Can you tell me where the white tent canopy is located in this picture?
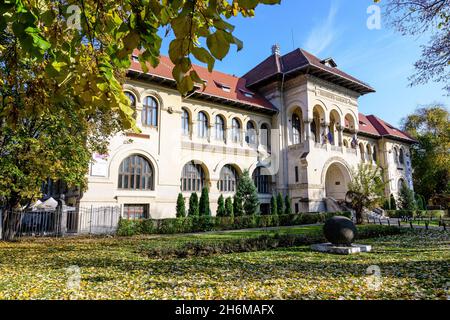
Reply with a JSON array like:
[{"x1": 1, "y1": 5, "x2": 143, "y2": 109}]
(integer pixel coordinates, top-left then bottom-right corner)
[{"x1": 36, "y1": 197, "x2": 58, "y2": 210}]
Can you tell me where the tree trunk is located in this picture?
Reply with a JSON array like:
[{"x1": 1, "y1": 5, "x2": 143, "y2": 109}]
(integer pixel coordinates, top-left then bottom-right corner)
[
  {"x1": 1, "y1": 195, "x2": 22, "y2": 241},
  {"x1": 355, "y1": 206, "x2": 364, "y2": 225}
]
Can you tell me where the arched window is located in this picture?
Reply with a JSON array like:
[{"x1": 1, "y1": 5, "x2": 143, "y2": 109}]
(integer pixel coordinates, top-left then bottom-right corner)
[
  {"x1": 246, "y1": 121, "x2": 256, "y2": 145},
  {"x1": 252, "y1": 167, "x2": 271, "y2": 194},
  {"x1": 394, "y1": 148, "x2": 399, "y2": 164},
  {"x1": 367, "y1": 145, "x2": 373, "y2": 162},
  {"x1": 343, "y1": 140, "x2": 349, "y2": 148},
  {"x1": 359, "y1": 143, "x2": 365, "y2": 162},
  {"x1": 142, "y1": 96, "x2": 158, "y2": 127},
  {"x1": 310, "y1": 119, "x2": 318, "y2": 143},
  {"x1": 398, "y1": 178, "x2": 406, "y2": 191},
  {"x1": 260, "y1": 123, "x2": 271, "y2": 151},
  {"x1": 118, "y1": 155, "x2": 154, "y2": 190},
  {"x1": 181, "y1": 108, "x2": 190, "y2": 136},
  {"x1": 329, "y1": 111, "x2": 340, "y2": 146},
  {"x1": 198, "y1": 112, "x2": 209, "y2": 139},
  {"x1": 215, "y1": 115, "x2": 225, "y2": 142},
  {"x1": 218, "y1": 165, "x2": 239, "y2": 192},
  {"x1": 345, "y1": 114, "x2": 355, "y2": 130},
  {"x1": 181, "y1": 162, "x2": 206, "y2": 192},
  {"x1": 312, "y1": 108, "x2": 322, "y2": 143},
  {"x1": 292, "y1": 113, "x2": 301, "y2": 144},
  {"x1": 373, "y1": 146, "x2": 378, "y2": 162},
  {"x1": 125, "y1": 92, "x2": 137, "y2": 118},
  {"x1": 232, "y1": 118, "x2": 241, "y2": 143},
  {"x1": 125, "y1": 92, "x2": 136, "y2": 107},
  {"x1": 399, "y1": 148, "x2": 405, "y2": 165}
]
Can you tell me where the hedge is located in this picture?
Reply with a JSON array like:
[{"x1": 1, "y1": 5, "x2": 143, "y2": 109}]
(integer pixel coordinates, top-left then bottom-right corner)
[
  {"x1": 143, "y1": 225, "x2": 405, "y2": 259},
  {"x1": 117, "y1": 211, "x2": 352, "y2": 237},
  {"x1": 384, "y1": 210, "x2": 446, "y2": 219}
]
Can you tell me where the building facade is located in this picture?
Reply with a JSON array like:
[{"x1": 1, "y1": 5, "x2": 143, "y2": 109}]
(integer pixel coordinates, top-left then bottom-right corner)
[{"x1": 76, "y1": 47, "x2": 416, "y2": 218}]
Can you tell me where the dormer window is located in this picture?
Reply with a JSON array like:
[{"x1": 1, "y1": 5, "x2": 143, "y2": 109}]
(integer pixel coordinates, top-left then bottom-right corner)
[
  {"x1": 359, "y1": 121, "x2": 367, "y2": 127},
  {"x1": 239, "y1": 89, "x2": 254, "y2": 98},
  {"x1": 320, "y1": 58, "x2": 337, "y2": 68},
  {"x1": 131, "y1": 55, "x2": 139, "y2": 62},
  {"x1": 214, "y1": 81, "x2": 231, "y2": 92}
]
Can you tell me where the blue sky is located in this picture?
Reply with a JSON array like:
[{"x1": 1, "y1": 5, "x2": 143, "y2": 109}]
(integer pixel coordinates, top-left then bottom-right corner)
[{"x1": 160, "y1": 0, "x2": 449, "y2": 127}]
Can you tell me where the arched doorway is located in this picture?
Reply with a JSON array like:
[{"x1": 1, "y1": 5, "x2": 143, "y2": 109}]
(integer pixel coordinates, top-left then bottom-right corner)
[{"x1": 325, "y1": 162, "x2": 351, "y2": 200}]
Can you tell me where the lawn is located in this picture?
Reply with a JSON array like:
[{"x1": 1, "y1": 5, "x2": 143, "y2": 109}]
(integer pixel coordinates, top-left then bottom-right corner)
[{"x1": 0, "y1": 226, "x2": 448, "y2": 300}]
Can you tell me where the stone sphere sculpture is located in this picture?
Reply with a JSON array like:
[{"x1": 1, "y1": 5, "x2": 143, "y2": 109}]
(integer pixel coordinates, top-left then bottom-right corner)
[{"x1": 323, "y1": 216, "x2": 357, "y2": 246}]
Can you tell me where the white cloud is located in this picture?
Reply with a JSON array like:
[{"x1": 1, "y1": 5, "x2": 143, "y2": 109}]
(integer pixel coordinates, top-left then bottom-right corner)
[{"x1": 303, "y1": 2, "x2": 340, "y2": 55}]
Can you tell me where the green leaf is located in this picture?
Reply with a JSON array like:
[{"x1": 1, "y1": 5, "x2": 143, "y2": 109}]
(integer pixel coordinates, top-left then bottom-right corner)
[{"x1": 206, "y1": 30, "x2": 230, "y2": 60}]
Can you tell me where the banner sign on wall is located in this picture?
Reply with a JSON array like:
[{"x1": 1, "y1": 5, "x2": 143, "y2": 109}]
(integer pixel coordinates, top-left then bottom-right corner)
[{"x1": 90, "y1": 153, "x2": 109, "y2": 177}]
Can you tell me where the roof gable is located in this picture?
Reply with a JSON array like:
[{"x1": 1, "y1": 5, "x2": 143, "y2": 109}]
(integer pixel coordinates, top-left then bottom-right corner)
[{"x1": 243, "y1": 48, "x2": 375, "y2": 94}]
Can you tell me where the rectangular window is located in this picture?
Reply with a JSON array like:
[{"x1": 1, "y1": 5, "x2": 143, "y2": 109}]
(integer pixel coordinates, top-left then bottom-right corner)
[
  {"x1": 295, "y1": 166, "x2": 299, "y2": 183},
  {"x1": 295, "y1": 203, "x2": 299, "y2": 214},
  {"x1": 123, "y1": 204, "x2": 149, "y2": 220}
]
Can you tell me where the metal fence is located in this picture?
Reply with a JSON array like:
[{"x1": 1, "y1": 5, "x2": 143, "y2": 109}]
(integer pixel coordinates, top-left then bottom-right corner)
[{"x1": 0, "y1": 206, "x2": 121, "y2": 240}]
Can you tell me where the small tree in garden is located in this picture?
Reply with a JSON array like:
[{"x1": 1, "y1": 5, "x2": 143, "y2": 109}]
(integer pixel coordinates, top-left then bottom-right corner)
[
  {"x1": 199, "y1": 187, "x2": 211, "y2": 216},
  {"x1": 233, "y1": 194, "x2": 244, "y2": 217},
  {"x1": 383, "y1": 197, "x2": 391, "y2": 210},
  {"x1": 188, "y1": 193, "x2": 199, "y2": 217},
  {"x1": 176, "y1": 193, "x2": 186, "y2": 218},
  {"x1": 346, "y1": 164, "x2": 386, "y2": 224},
  {"x1": 390, "y1": 194, "x2": 397, "y2": 210},
  {"x1": 225, "y1": 197, "x2": 234, "y2": 217},
  {"x1": 277, "y1": 193, "x2": 284, "y2": 215},
  {"x1": 270, "y1": 195, "x2": 278, "y2": 215},
  {"x1": 415, "y1": 194, "x2": 425, "y2": 210},
  {"x1": 398, "y1": 182, "x2": 417, "y2": 210},
  {"x1": 235, "y1": 170, "x2": 260, "y2": 215},
  {"x1": 419, "y1": 194, "x2": 427, "y2": 210},
  {"x1": 217, "y1": 195, "x2": 226, "y2": 217},
  {"x1": 284, "y1": 195, "x2": 292, "y2": 215}
]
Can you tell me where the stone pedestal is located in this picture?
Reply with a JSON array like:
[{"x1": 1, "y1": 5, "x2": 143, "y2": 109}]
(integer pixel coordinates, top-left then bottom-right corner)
[{"x1": 311, "y1": 243, "x2": 372, "y2": 255}]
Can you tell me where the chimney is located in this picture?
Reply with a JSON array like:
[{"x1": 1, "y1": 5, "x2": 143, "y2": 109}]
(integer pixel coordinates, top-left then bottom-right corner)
[{"x1": 271, "y1": 44, "x2": 280, "y2": 56}]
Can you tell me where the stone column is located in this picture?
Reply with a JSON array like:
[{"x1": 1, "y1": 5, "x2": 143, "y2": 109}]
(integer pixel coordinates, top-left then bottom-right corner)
[{"x1": 337, "y1": 126, "x2": 344, "y2": 147}]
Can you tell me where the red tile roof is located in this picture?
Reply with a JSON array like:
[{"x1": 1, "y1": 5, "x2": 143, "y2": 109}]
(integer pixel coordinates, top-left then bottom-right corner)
[
  {"x1": 365, "y1": 115, "x2": 417, "y2": 143},
  {"x1": 243, "y1": 49, "x2": 375, "y2": 94},
  {"x1": 358, "y1": 113, "x2": 381, "y2": 137},
  {"x1": 358, "y1": 114, "x2": 416, "y2": 143},
  {"x1": 128, "y1": 51, "x2": 277, "y2": 113}
]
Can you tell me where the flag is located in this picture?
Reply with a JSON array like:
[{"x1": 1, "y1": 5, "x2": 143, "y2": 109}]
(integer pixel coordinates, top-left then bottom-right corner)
[
  {"x1": 327, "y1": 131, "x2": 333, "y2": 144},
  {"x1": 351, "y1": 135, "x2": 358, "y2": 148}
]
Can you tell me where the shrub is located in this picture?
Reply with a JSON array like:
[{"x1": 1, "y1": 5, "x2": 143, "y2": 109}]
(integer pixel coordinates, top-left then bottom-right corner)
[
  {"x1": 117, "y1": 218, "x2": 141, "y2": 237},
  {"x1": 217, "y1": 195, "x2": 226, "y2": 217},
  {"x1": 276, "y1": 193, "x2": 284, "y2": 215},
  {"x1": 236, "y1": 170, "x2": 260, "y2": 215},
  {"x1": 199, "y1": 187, "x2": 211, "y2": 216},
  {"x1": 176, "y1": 193, "x2": 186, "y2": 218},
  {"x1": 141, "y1": 219, "x2": 156, "y2": 234},
  {"x1": 415, "y1": 194, "x2": 426, "y2": 210},
  {"x1": 270, "y1": 195, "x2": 277, "y2": 216},
  {"x1": 284, "y1": 195, "x2": 292, "y2": 215},
  {"x1": 390, "y1": 194, "x2": 397, "y2": 210},
  {"x1": 225, "y1": 197, "x2": 234, "y2": 217},
  {"x1": 117, "y1": 211, "x2": 355, "y2": 237},
  {"x1": 188, "y1": 193, "x2": 199, "y2": 217},
  {"x1": 143, "y1": 225, "x2": 404, "y2": 259},
  {"x1": 398, "y1": 181, "x2": 417, "y2": 210},
  {"x1": 383, "y1": 198, "x2": 391, "y2": 210},
  {"x1": 233, "y1": 194, "x2": 244, "y2": 217},
  {"x1": 356, "y1": 225, "x2": 405, "y2": 239},
  {"x1": 384, "y1": 210, "x2": 445, "y2": 219}
]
